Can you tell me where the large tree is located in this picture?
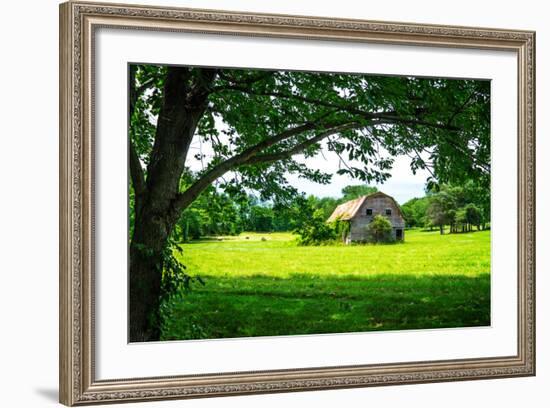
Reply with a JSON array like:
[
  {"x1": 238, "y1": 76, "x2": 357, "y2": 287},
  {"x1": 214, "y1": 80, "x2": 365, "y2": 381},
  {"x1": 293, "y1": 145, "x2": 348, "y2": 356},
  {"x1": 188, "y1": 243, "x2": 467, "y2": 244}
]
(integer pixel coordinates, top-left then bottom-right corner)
[
  {"x1": 129, "y1": 64, "x2": 490, "y2": 341},
  {"x1": 341, "y1": 184, "x2": 378, "y2": 201}
]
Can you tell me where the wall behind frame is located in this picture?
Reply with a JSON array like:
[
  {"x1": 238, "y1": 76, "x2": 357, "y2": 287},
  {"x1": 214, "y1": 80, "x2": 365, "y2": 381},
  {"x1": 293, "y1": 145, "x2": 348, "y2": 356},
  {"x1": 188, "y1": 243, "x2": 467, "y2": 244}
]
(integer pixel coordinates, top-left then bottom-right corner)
[{"x1": 0, "y1": 0, "x2": 546, "y2": 407}]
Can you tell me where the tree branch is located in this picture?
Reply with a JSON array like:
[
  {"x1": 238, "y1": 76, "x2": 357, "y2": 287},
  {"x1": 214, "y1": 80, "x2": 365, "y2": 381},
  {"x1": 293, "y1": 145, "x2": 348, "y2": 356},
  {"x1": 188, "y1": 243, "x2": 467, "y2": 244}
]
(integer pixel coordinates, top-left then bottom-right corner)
[
  {"x1": 129, "y1": 139, "x2": 147, "y2": 199},
  {"x1": 170, "y1": 121, "x2": 358, "y2": 216},
  {"x1": 145, "y1": 67, "x2": 218, "y2": 204},
  {"x1": 218, "y1": 71, "x2": 274, "y2": 87},
  {"x1": 446, "y1": 90, "x2": 479, "y2": 127},
  {"x1": 130, "y1": 78, "x2": 155, "y2": 116},
  {"x1": 213, "y1": 85, "x2": 461, "y2": 132},
  {"x1": 431, "y1": 131, "x2": 490, "y2": 173},
  {"x1": 128, "y1": 65, "x2": 148, "y2": 205},
  {"x1": 212, "y1": 84, "x2": 375, "y2": 117},
  {"x1": 242, "y1": 123, "x2": 358, "y2": 166},
  {"x1": 370, "y1": 116, "x2": 460, "y2": 132},
  {"x1": 326, "y1": 136, "x2": 354, "y2": 173}
]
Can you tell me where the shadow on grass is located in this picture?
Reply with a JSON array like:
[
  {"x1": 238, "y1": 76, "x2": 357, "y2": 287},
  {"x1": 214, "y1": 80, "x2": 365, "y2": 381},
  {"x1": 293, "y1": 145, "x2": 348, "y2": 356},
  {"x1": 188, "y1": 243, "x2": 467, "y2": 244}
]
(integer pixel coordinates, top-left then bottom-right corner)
[{"x1": 160, "y1": 273, "x2": 490, "y2": 341}]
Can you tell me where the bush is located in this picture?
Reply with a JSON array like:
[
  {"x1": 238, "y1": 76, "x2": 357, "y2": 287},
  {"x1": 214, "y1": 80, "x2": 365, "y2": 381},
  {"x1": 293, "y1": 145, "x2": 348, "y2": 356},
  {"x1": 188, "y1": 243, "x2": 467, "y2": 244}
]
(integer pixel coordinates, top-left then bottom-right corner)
[
  {"x1": 295, "y1": 209, "x2": 337, "y2": 245},
  {"x1": 366, "y1": 215, "x2": 394, "y2": 243}
]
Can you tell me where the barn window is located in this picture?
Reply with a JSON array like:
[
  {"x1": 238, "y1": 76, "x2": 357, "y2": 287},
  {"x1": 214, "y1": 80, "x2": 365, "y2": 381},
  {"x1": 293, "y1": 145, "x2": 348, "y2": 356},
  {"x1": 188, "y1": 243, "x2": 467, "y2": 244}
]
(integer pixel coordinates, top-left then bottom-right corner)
[
  {"x1": 366, "y1": 208, "x2": 373, "y2": 216},
  {"x1": 385, "y1": 208, "x2": 392, "y2": 216}
]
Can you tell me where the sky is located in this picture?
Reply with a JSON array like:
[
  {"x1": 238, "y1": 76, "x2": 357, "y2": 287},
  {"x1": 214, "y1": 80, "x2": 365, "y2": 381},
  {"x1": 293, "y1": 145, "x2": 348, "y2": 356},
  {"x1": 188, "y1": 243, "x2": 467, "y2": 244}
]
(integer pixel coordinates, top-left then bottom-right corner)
[
  {"x1": 286, "y1": 150, "x2": 429, "y2": 204},
  {"x1": 187, "y1": 135, "x2": 430, "y2": 205},
  {"x1": 285, "y1": 140, "x2": 429, "y2": 204}
]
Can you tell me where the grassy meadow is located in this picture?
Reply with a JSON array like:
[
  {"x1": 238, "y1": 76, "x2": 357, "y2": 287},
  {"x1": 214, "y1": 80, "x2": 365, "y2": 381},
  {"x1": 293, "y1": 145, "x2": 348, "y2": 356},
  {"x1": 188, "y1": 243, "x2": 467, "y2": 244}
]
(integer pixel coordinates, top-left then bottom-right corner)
[{"x1": 160, "y1": 229, "x2": 490, "y2": 340}]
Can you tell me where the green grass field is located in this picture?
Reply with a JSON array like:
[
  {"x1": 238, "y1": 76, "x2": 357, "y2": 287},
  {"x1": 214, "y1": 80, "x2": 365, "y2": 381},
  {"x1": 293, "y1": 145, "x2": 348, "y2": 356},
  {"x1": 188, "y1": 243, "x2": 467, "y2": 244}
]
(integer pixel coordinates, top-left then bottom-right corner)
[{"x1": 161, "y1": 229, "x2": 490, "y2": 340}]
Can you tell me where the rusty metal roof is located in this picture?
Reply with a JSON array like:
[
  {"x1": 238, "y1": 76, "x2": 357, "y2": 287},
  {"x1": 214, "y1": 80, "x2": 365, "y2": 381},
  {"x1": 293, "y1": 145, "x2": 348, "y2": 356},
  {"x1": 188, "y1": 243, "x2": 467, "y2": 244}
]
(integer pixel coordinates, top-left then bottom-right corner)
[
  {"x1": 327, "y1": 196, "x2": 367, "y2": 222},
  {"x1": 327, "y1": 191, "x2": 404, "y2": 222}
]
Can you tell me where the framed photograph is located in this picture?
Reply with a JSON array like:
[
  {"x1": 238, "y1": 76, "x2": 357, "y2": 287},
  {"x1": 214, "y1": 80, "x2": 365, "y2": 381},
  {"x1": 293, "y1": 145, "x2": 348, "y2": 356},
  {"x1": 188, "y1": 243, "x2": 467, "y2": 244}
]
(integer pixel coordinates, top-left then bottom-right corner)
[{"x1": 59, "y1": 1, "x2": 536, "y2": 405}]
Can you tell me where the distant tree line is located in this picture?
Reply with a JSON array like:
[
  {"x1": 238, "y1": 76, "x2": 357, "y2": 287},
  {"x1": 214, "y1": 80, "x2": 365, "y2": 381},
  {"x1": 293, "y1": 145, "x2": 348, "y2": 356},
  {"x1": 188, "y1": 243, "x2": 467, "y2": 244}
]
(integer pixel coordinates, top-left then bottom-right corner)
[
  {"x1": 163, "y1": 183, "x2": 379, "y2": 242},
  {"x1": 401, "y1": 181, "x2": 490, "y2": 234},
  {"x1": 134, "y1": 179, "x2": 489, "y2": 244}
]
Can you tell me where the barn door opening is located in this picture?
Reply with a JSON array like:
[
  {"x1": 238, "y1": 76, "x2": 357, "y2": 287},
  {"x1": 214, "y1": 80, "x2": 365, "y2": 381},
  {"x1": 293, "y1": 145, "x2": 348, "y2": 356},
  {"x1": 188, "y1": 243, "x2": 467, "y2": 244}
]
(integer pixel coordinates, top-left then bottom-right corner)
[{"x1": 396, "y1": 228, "x2": 403, "y2": 240}]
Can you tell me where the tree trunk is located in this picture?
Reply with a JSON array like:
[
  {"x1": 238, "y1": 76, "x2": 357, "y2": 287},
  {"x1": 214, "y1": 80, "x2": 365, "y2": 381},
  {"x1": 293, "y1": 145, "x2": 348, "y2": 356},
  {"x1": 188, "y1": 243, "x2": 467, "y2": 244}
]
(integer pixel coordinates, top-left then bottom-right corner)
[
  {"x1": 184, "y1": 219, "x2": 189, "y2": 242},
  {"x1": 129, "y1": 216, "x2": 167, "y2": 342},
  {"x1": 439, "y1": 224, "x2": 444, "y2": 235},
  {"x1": 129, "y1": 67, "x2": 218, "y2": 342}
]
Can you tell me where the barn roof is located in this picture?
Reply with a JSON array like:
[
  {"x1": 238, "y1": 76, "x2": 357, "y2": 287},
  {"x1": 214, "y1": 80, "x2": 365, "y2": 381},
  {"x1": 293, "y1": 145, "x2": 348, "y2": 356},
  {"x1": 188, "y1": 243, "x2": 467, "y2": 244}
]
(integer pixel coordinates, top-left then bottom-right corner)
[
  {"x1": 326, "y1": 196, "x2": 367, "y2": 222},
  {"x1": 327, "y1": 191, "x2": 404, "y2": 222}
]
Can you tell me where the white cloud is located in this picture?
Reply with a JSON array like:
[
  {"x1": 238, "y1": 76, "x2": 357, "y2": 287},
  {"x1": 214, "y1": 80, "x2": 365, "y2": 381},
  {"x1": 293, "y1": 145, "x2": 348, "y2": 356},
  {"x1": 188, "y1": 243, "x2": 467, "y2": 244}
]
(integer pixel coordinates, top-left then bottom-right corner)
[{"x1": 286, "y1": 144, "x2": 429, "y2": 204}]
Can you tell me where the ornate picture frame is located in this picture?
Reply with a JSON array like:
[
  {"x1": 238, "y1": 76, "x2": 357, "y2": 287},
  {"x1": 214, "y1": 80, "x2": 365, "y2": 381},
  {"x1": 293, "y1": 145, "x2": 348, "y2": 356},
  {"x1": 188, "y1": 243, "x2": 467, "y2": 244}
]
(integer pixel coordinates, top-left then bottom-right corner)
[{"x1": 59, "y1": 1, "x2": 535, "y2": 405}]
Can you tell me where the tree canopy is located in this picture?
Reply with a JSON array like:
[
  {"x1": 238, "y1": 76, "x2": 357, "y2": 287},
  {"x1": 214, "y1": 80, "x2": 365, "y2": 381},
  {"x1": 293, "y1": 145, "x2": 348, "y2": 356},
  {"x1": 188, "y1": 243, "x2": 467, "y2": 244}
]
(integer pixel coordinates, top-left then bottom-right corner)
[{"x1": 131, "y1": 65, "x2": 490, "y2": 212}]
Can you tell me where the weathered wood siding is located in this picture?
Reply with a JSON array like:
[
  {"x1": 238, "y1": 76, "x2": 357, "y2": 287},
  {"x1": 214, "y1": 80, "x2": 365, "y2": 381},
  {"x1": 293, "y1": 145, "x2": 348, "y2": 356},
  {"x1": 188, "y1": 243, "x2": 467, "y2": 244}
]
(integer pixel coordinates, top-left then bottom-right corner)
[{"x1": 348, "y1": 195, "x2": 405, "y2": 242}]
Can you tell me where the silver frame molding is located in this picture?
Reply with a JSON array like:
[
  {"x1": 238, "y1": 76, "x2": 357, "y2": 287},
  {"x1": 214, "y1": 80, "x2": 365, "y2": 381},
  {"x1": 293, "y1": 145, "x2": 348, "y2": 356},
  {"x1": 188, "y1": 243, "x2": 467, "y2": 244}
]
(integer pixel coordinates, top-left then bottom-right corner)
[{"x1": 59, "y1": 1, "x2": 536, "y2": 405}]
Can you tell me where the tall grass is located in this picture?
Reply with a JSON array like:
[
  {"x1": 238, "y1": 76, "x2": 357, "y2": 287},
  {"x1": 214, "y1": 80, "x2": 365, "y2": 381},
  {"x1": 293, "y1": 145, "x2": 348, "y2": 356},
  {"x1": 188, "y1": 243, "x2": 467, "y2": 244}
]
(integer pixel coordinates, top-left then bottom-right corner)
[{"x1": 161, "y1": 229, "x2": 490, "y2": 340}]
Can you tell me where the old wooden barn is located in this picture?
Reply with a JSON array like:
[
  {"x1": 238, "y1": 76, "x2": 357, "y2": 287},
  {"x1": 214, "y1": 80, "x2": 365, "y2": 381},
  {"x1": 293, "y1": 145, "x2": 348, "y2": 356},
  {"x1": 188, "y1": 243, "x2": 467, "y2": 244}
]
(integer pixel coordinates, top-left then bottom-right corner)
[{"x1": 327, "y1": 192, "x2": 405, "y2": 243}]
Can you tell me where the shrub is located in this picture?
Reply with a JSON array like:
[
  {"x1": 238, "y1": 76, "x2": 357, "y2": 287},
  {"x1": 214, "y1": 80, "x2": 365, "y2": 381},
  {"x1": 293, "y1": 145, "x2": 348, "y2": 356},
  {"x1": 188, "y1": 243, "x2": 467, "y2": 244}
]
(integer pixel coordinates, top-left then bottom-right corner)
[
  {"x1": 295, "y1": 209, "x2": 338, "y2": 245},
  {"x1": 366, "y1": 215, "x2": 394, "y2": 243}
]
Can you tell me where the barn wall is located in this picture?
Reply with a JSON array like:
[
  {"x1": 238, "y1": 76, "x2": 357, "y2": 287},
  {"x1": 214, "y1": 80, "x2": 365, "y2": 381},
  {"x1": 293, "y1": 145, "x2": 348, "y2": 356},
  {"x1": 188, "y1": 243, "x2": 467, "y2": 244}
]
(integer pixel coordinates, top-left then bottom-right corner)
[{"x1": 349, "y1": 195, "x2": 405, "y2": 241}]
